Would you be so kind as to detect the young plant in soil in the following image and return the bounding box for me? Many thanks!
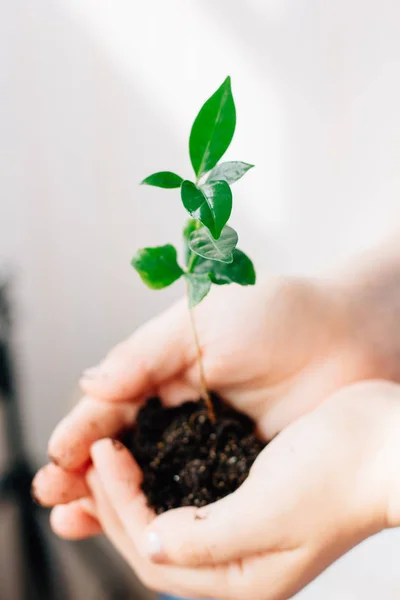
[127,77,265,514]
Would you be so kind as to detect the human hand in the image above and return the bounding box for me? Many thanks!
[33,277,378,535]
[78,381,400,599]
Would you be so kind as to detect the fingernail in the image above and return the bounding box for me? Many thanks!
[145,531,163,559]
[91,437,113,458]
[111,439,125,451]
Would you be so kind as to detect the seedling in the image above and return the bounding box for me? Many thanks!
[132,77,256,419]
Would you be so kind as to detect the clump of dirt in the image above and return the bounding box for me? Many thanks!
[123,394,266,514]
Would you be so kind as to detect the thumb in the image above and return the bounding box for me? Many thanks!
[79,300,191,402]
[142,475,268,568]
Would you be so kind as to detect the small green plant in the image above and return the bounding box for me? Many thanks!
[132,77,256,418]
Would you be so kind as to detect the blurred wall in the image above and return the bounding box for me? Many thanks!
[1,1,400,598]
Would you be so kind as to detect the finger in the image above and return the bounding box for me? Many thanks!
[88,468,172,592]
[79,301,193,402]
[32,464,89,507]
[89,467,230,599]
[157,379,200,407]
[87,469,158,569]
[90,462,362,600]
[50,499,102,540]
[90,438,153,540]
[142,473,270,568]
[87,469,129,547]
[90,438,273,569]
[48,396,138,470]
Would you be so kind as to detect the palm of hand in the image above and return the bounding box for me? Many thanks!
[174,278,367,437]
[33,276,373,538]
[84,382,398,600]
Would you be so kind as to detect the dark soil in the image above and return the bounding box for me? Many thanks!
[123,394,266,514]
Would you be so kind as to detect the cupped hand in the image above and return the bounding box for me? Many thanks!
[54,381,400,600]
[33,277,376,535]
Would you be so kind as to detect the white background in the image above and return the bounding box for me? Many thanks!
[1,1,400,597]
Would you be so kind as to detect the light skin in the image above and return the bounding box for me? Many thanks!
[32,240,400,598]
[80,380,400,600]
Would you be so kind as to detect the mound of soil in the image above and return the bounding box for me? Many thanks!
[123,394,266,514]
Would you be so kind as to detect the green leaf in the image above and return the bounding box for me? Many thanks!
[183,218,200,241]
[189,76,236,179]
[188,225,238,263]
[206,161,254,185]
[181,181,214,234]
[199,181,232,238]
[180,180,232,239]
[185,273,212,307]
[193,249,256,285]
[141,171,183,189]
[131,244,183,289]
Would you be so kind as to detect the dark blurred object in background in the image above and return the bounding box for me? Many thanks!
[0,278,155,600]
[0,277,61,600]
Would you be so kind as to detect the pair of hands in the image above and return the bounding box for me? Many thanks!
[33,278,400,599]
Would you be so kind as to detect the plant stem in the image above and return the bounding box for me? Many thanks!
[187,296,215,422]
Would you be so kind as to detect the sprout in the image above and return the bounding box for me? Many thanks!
[132,77,256,418]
